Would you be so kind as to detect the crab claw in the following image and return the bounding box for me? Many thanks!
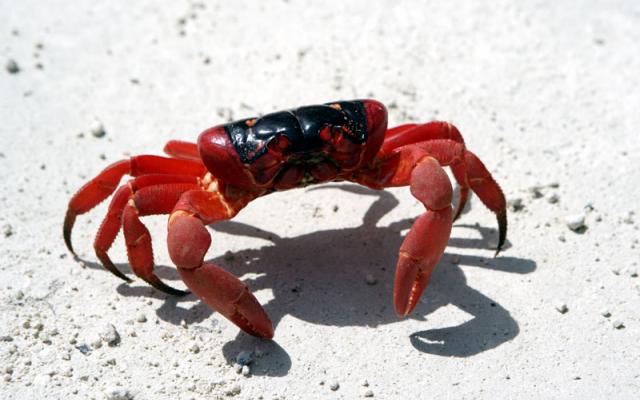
[394,207,452,316]
[394,156,453,316]
[178,264,274,339]
[168,207,273,339]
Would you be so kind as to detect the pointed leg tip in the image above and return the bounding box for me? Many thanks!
[143,276,189,296]
[494,209,508,257]
[63,211,77,255]
[96,252,132,283]
[452,209,463,222]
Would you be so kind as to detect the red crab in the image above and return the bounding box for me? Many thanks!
[64,100,507,339]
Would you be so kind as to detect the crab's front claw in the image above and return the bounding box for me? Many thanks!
[394,156,454,316]
[394,208,452,316]
[178,263,274,339]
[168,209,273,339]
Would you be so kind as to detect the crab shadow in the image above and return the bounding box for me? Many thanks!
[83,184,534,376]
[211,185,534,375]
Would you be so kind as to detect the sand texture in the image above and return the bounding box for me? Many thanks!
[1,1,639,399]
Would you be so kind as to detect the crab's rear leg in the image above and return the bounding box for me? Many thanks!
[163,140,202,162]
[119,181,203,295]
[92,174,199,283]
[167,190,274,339]
[64,155,206,254]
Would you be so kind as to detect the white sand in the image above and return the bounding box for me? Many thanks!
[1,1,639,399]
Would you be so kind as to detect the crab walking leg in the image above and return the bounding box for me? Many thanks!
[64,155,206,254]
[381,121,465,156]
[381,122,470,218]
[393,156,453,316]
[391,140,507,253]
[383,123,419,143]
[121,183,202,296]
[464,150,507,254]
[167,190,274,339]
[163,140,202,162]
[93,175,199,283]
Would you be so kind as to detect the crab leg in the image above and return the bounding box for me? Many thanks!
[92,176,199,294]
[167,190,274,339]
[387,154,453,316]
[64,155,206,254]
[410,140,506,253]
[367,137,506,315]
[380,122,470,218]
[464,150,507,254]
[121,183,201,295]
[163,140,202,162]
[92,174,200,283]
[380,122,507,251]
[380,121,465,155]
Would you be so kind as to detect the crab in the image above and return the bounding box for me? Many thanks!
[64,99,507,339]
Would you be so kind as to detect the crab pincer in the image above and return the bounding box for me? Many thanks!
[393,156,453,316]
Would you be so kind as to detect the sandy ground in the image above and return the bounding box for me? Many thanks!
[1,0,640,399]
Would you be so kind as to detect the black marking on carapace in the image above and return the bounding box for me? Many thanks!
[224,100,368,164]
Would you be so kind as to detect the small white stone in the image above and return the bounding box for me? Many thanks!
[364,389,374,397]
[241,365,250,377]
[3,223,13,237]
[329,381,340,391]
[100,323,120,346]
[234,363,242,374]
[135,314,147,323]
[225,383,241,396]
[612,320,625,329]
[565,213,586,231]
[91,121,106,138]
[600,309,611,318]
[508,197,525,212]
[189,342,200,354]
[5,59,20,74]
